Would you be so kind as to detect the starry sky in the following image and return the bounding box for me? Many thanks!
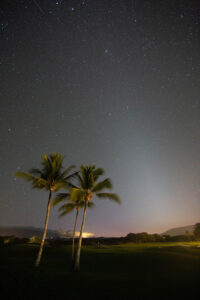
[1,0,200,236]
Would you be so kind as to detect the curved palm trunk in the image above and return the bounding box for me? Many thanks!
[35,190,52,267]
[74,202,88,271]
[72,209,79,260]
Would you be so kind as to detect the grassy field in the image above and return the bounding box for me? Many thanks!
[1,242,200,299]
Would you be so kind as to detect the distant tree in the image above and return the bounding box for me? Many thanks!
[126,233,137,242]
[53,192,94,260]
[15,153,75,267]
[136,232,149,243]
[3,236,16,244]
[29,236,41,244]
[194,223,200,240]
[0,236,3,245]
[126,232,165,243]
[71,165,121,271]
[126,232,150,243]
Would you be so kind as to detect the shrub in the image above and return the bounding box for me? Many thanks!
[29,236,42,244]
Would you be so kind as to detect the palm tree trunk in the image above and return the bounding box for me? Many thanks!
[74,202,87,271]
[35,190,52,267]
[72,209,79,260]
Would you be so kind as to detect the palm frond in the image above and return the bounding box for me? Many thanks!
[80,166,87,188]
[80,165,95,189]
[66,182,78,189]
[15,172,47,189]
[96,192,121,203]
[41,154,51,175]
[58,211,68,218]
[88,172,95,189]
[52,193,70,206]
[53,181,69,191]
[33,178,48,189]
[64,171,79,181]
[59,211,70,218]
[60,165,76,178]
[15,172,38,182]
[29,168,43,177]
[16,153,77,192]
[58,203,75,217]
[93,168,104,181]
[50,153,64,179]
[77,173,84,187]
[88,201,95,208]
[77,201,86,209]
[59,203,76,211]
[70,188,86,202]
[41,153,64,180]
[92,178,112,193]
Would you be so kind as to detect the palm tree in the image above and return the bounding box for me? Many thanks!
[53,193,94,260]
[15,153,75,267]
[71,165,121,271]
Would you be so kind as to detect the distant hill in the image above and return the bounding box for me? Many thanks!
[0,226,94,239]
[162,225,194,236]
[0,226,60,238]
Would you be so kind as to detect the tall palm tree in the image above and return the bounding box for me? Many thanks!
[15,153,75,267]
[53,193,94,260]
[71,165,121,271]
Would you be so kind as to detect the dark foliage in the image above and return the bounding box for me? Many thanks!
[194,223,200,240]
[0,231,195,246]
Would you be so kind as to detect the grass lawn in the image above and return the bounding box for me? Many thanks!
[1,242,200,299]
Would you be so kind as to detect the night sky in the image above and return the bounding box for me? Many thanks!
[1,0,200,236]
